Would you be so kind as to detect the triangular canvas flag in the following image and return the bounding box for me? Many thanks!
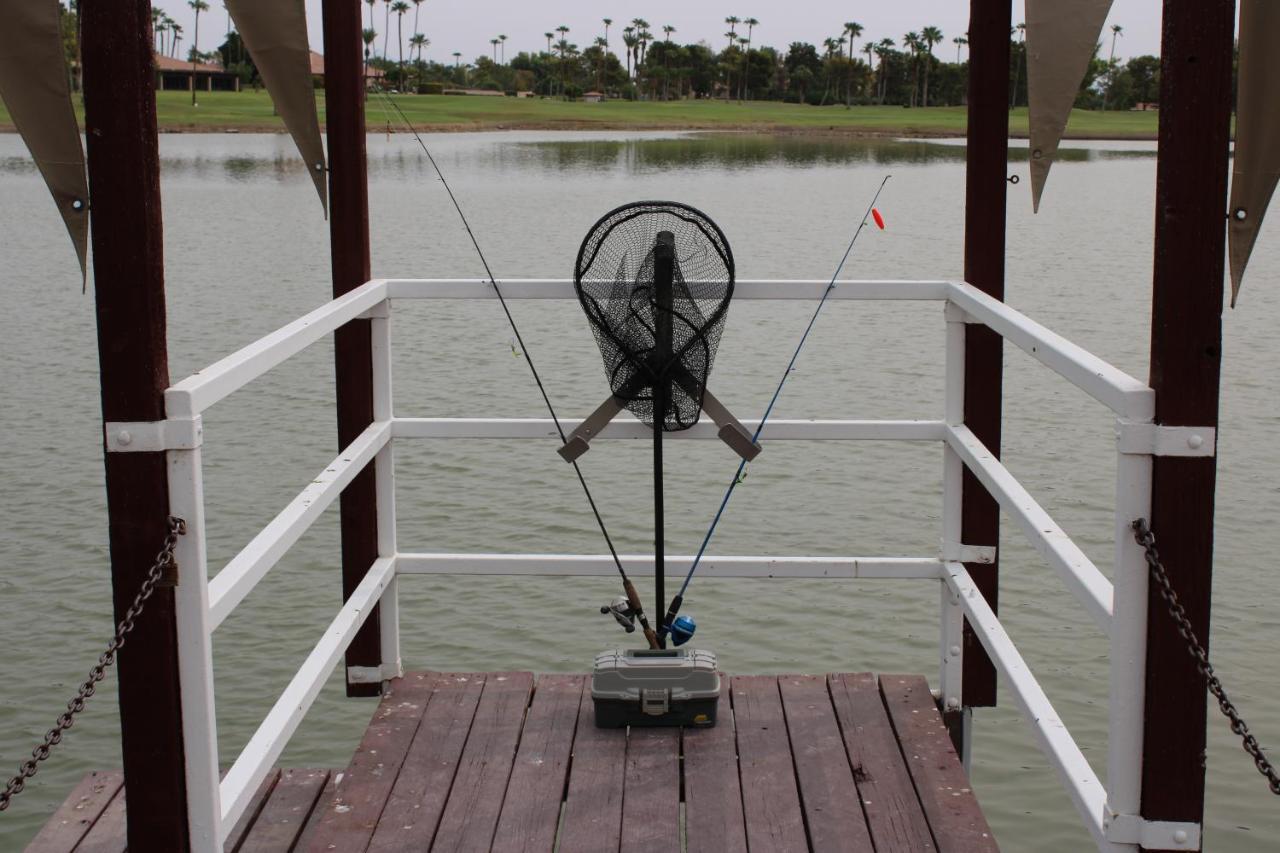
[1229,0,1280,306]
[226,0,328,213]
[0,0,90,282]
[1025,0,1114,212]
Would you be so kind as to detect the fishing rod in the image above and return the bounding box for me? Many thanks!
[377,92,660,649]
[658,174,892,642]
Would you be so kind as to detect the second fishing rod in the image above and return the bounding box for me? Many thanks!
[657,175,892,643]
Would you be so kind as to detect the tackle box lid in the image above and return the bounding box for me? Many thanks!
[591,648,720,702]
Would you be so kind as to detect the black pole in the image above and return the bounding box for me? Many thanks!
[652,231,676,641]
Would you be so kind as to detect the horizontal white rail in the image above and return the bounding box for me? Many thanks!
[218,556,396,840]
[944,283,1153,420]
[391,417,944,442]
[944,424,1113,632]
[943,562,1110,850]
[385,278,952,301]
[394,553,943,579]
[208,421,391,630]
[166,280,389,417]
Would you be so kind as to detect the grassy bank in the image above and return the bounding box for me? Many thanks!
[0,90,1163,138]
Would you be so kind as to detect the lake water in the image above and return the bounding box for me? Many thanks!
[1,130,1277,850]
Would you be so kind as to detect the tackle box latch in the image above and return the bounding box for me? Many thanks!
[641,688,670,715]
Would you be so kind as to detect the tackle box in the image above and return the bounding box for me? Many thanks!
[591,648,720,728]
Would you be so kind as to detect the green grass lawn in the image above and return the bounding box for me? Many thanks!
[0,89,1162,138]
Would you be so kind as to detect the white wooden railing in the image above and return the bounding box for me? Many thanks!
[150,278,1204,852]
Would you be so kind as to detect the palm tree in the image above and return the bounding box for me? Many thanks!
[903,32,922,106]
[545,32,554,54]
[392,1,409,83]
[188,1,208,105]
[410,33,427,87]
[875,37,894,103]
[862,42,876,98]
[622,27,637,78]
[363,28,377,85]
[452,50,461,68]
[661,25,675,100]
[490,37,500,63]
[499,34,507,64]
[152,9,165,54]
[1103,24,1124,109]
[171,25,183,59]
[725,16,740,41]
[738,35,751,101]
[953,35,968,63]
[1010,21,1026,108]
[382,0,392,61]
[411,0,424,48]
[744,17,759,48]
[843,22,862,106]
[594,36,608,90]
[365,0,376,31]
[631,20,650,67]
[920,26,942,107]
[603,18,612,50]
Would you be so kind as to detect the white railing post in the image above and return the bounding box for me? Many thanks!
[1105,432,1152,848]
[370,300,401,680]
[166,443,222,852]
[940,302,968,760]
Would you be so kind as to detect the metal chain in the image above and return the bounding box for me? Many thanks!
[0,516,186,812]
[1132,518,1280,796]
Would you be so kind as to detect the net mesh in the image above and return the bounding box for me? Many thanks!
[574,202,735,430]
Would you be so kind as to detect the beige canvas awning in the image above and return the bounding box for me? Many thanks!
[1229,0,1280,306]
[1025,0,1114,212]
[226,0,327,212]
[0,0,89,281]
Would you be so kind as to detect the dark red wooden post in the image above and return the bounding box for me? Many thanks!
[323,0,383,698]
[80,1,190,848]
[1140,1,1235,847]
[959,0,1011,710]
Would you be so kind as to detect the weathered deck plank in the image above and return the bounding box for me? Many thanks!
[557,684,627,853]
[828,673,936,852]
[682,682,747,853]
[66,783,125,853]
[880,674,998,852]
[779,675,875,852]
[732,675,808,853]
[429,671,534,852]
[619,726,680,852]
[367,673,486,852]
[36,672,995,853]
[23,770,123,853]
[298,671,437,852]
[491,674,585,853]
[236,769,329,853]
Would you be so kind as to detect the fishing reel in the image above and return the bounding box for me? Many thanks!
[600,596,637,634]
[600,598,697,646]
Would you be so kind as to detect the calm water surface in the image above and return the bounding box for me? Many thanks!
[1,131,1278,850]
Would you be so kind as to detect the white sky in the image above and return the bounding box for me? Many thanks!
[151,1,1170,66]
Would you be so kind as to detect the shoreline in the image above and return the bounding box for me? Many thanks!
[0,121,1159,141]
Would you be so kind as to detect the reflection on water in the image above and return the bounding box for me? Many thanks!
[0,133,1156,182]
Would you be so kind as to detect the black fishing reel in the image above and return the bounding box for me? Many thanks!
[601,597,697,646]
[600,596,637,633]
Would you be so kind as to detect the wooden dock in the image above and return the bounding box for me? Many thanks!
[30,672,996,852]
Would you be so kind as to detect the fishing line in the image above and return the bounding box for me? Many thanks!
[659,174,893,637]
[376,92,660,645]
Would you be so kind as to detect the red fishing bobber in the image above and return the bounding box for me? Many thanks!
[872,208,886,230]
